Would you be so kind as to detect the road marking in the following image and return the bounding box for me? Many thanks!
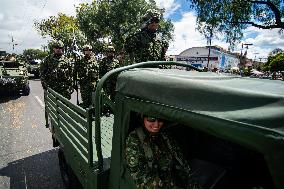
[24,170,28,189]
[35,95,45,107]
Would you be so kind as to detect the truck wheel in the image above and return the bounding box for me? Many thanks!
[34,73,40,78]
[58,148,83,189]
[22,84,30,96]
[58,148,70,188]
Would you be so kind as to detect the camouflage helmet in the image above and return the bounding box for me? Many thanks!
[141,9,160,28]
[105,45,115,52]
[50,40,64,49]
[82,44,92,51]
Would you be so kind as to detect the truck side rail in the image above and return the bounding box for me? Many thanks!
[44,88,94,168]
[94,61,201,170]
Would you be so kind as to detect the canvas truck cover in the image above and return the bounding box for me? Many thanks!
[116,68,284,188]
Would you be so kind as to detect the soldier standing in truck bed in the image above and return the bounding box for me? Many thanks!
[75,44,99,109]
[99,45,120,100]
[125,9,169,65]
[40,40,73,99]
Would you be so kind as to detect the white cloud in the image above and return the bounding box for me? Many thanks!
[157,1,284,60]
[166,12,230,56]
[0,0,92,53]
[234,26,284,59]
[155,0,181,18]
[167,17,283,60]
[0,13,4,21]
[1,0,283,60]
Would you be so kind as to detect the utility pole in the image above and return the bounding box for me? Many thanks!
[9,35,18,52]
[253,52,259,61]
[243,43,253,55]
[206,31,213,70]
[253,52,259,69]
[240,43,253,68]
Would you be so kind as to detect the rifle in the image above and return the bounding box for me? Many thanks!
[70,35,81,105]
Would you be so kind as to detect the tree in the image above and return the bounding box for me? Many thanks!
[269,53,284,71]
[34,0,174,55]
[34,13,84,51]
[269,48,284,56]
[264,48,284,71]
[76,0,174,53]
[23,49,48,61]
[189,0,284,46]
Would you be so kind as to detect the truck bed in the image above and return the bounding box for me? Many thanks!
[92,115,114,165]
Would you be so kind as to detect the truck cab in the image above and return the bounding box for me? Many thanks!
[44,61,284,189]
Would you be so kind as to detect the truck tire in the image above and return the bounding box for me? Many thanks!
[22,84,30,96]
[58,148,83,189]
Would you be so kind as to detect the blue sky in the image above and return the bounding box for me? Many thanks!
[162,0,192,21]
[0,0,283,60]
[156,0,284,60]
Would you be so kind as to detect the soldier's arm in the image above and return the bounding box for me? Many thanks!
[98,60,106,79]
[91,61,100,87]
[125,132,162,189]
[125,33,141,63]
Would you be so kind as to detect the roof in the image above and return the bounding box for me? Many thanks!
[117,68,284,132]
[115,67,284,188]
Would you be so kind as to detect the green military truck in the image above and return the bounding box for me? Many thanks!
[27,59,41,78]
[44,61,284,189]
[0,60,30,95]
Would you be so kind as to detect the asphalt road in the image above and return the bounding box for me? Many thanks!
[0,77,67,189]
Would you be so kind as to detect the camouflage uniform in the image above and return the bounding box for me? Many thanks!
[126,127,202,189]
[99,46,120,100]
[75,47,99,109]
[40,41,73,99]
[74,45,99,108]
[125,10,168,64]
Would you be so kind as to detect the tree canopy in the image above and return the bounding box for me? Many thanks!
[76,0,174,53]
[34,13,84,50]
[269,48,284,56]
[263,48,284,71]
[269,53,284,71]
[34,0,174,54]
[265,53,284,71]
[23,49,48,61]
[190,0,284,46]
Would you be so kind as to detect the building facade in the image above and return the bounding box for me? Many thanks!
[167,46,240,70]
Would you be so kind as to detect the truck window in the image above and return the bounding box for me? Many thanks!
[3,61,21,68]
[30,61,39,65]
[167,124,275,189]
[125,113,202,189]
[0,51,6,57]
